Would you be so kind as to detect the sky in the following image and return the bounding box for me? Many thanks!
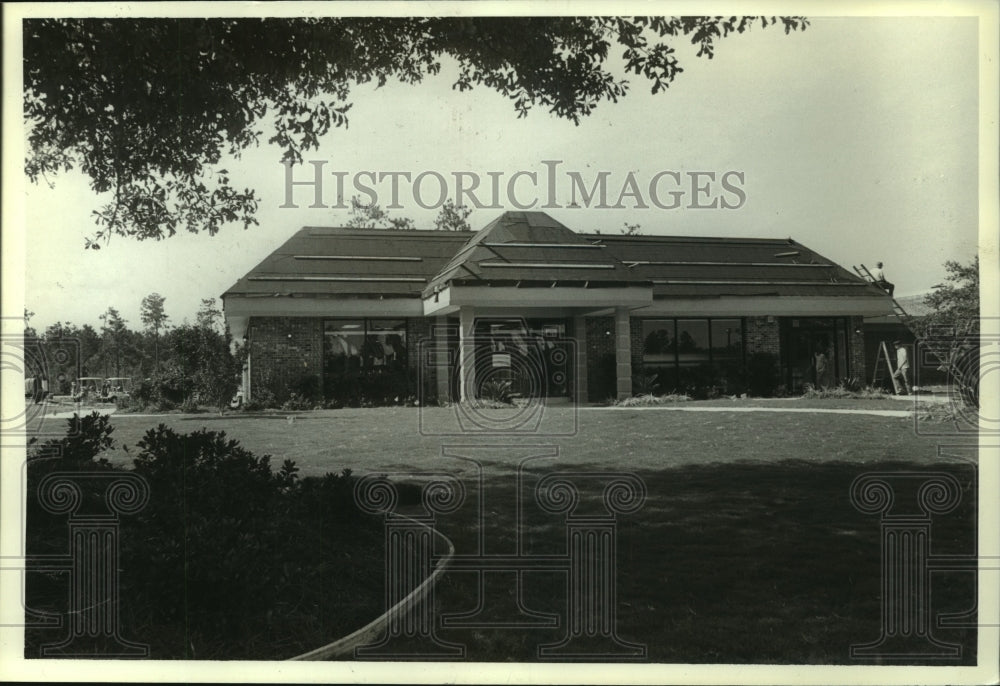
[19,15,982,332]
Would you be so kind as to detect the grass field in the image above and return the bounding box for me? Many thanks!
[38,402,963,477]
[27,403,979,662]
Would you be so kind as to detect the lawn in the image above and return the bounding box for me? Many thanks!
[72,402,962,477]
[26,404,979,663]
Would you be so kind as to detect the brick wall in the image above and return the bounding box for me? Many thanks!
[629,317,644,373]
[585,316,615,402]
[744,317,781,356]
[407,317,435,402]
[248,317,323,403]
[848,315,866,381]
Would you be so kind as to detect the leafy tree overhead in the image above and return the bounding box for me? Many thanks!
[24,17,808,246]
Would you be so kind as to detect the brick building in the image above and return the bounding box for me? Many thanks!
[222,211,893,404]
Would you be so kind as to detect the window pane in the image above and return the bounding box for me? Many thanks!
[324,320,364,379]
[676,320,710,366]
[642,320,676,363]
[365,319,407,369]
[710,319,742,360]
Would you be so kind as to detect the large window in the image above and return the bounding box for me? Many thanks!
[324,319,408,399]
[641,318,743,392]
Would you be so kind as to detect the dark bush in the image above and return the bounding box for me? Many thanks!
[479,379,514,404]
[747,352,780,397]
[289,373,320,401]
[324,367,415,407]
[26,417,384,660]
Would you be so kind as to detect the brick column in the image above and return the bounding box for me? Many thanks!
[614,307,632,400]
[849,316,867,381]
[435,316,452,403]
[459,306,476,402]
[572,316,588,406]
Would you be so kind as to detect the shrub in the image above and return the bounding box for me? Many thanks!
[747,353,780,397]
[149,363,194,405]
[131,378,156,405]
[632,373,660,395]
[479,379,514,405]
[802,382,889,400]
[127,427,296,634]
[281,392,313,411]
[26,417,383,660]
[289,374,320,401]
[241,385,278,412]
[615,393,691,407]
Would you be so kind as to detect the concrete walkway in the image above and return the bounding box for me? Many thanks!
[587,405,913,418]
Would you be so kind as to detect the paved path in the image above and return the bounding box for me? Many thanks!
[42,405,916,420]
[586,406,912,418]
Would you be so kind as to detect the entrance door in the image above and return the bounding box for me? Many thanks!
[472,318,571,400]
[780,318,851,393]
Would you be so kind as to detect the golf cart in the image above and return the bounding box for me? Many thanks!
[72,377,106,402]
[104,377,133,403]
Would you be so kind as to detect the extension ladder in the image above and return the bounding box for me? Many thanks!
[871,339,901,393]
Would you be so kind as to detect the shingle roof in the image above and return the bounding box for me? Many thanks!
[224,212,888,302]
[223,227,471,298]
[421,211,644,296]
[589,233,878,298]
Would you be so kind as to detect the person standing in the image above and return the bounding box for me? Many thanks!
[892,340,910,394]
[813,349,832,389]
[32,374,42,404]
[872,261,895,297]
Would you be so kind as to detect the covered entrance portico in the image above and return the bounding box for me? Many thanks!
[423,285,652,404]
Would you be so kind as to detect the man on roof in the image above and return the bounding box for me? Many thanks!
[872,261,895,297]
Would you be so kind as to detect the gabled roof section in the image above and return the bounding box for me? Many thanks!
[223,226,472,299]
[422,211,644,297]
[590,233,883,299]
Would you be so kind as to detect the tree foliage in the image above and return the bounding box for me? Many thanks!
[433,199,473,231]
[344,195,417,230]
[914,257,979,407]
[24,16,808,246]
[140,292,169,369]
[195,297,224,333]
[140,293,168,333]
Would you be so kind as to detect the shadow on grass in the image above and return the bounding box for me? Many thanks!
[398,459,978,664]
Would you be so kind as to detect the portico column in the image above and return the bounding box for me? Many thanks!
[572,316,588,405]
[458,306,476,402]
[434,316,452,403]
[614,307,632,400]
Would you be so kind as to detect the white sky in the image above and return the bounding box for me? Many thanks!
[22,16,981,331]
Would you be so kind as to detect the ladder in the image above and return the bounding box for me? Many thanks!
[852,263,951,373]
[872,340,901,393]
